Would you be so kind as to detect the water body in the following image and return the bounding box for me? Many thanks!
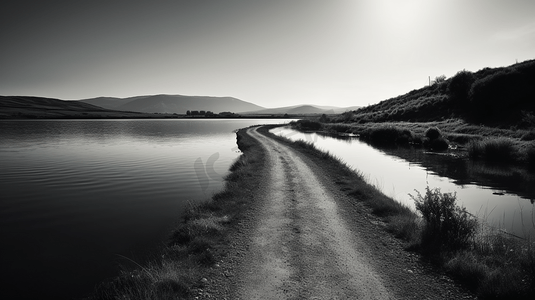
[272,127,535,239]
[0,119,290,300]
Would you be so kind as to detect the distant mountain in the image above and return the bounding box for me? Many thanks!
[2,94,362,119]
[80,94,264,114]
[0,96,148,119]
[77,97,133,109]
[242,104,360,115]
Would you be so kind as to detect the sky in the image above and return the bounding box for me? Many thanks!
[1,0,534,108]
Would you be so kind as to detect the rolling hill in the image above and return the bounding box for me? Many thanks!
[333,59,535,127]
[80,94,264,114]
[0,96,150,119]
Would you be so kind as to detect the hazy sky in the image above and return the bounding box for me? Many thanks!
[1,0,534,108]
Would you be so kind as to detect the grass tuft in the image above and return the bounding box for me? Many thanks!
[468,138,517,162]
[411,187,478,251]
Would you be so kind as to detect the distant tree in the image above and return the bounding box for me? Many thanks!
[186,110,191,116]
[199,110,206,115]
[191,110,199,116]
[219,111,235,117]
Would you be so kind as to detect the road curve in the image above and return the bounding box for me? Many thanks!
[232,127,393,299]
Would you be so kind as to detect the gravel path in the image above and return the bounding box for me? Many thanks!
[199,127,475,299]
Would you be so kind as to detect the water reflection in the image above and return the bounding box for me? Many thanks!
[272,127,535,239]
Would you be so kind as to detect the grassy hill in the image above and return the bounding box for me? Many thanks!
[334,59,535,127]
[0,96,154,119]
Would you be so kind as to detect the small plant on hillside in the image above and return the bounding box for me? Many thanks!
[411,187,478,252]
[431,75,447,85]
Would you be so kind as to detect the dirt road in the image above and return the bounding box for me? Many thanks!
[205,127,474,299]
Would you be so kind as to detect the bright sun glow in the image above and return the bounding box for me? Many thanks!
[375,0,428,31]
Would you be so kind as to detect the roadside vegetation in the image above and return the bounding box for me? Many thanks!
[87,126,267,300]
[264,126,535,299]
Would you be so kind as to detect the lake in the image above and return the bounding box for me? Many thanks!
[0,119,291,300]
[272,127,535,239]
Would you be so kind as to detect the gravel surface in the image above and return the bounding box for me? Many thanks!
[194,127,476,300]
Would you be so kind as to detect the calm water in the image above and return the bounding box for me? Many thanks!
[272,127,535,239]
[0,119,290,300]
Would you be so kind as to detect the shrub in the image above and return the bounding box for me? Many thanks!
[425,126,442,140]
[431,75,447,85]
[448,70,475,103]
[429,137,449,151]
[411,187,477,252]
[424,127,448,151]
[397,129,414,144]
[366,126,415,145]
[319,114,330,123]
[368,126,400,145]
[296,119,322,130]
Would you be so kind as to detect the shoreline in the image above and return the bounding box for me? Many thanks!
[87,124,534,299]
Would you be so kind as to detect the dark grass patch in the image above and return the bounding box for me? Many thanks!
[468,138,518,162]
[527,147,535,170]
[521,131,535,141]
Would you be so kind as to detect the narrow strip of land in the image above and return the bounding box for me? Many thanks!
[232,127,393,299]
[198,126,473,300]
